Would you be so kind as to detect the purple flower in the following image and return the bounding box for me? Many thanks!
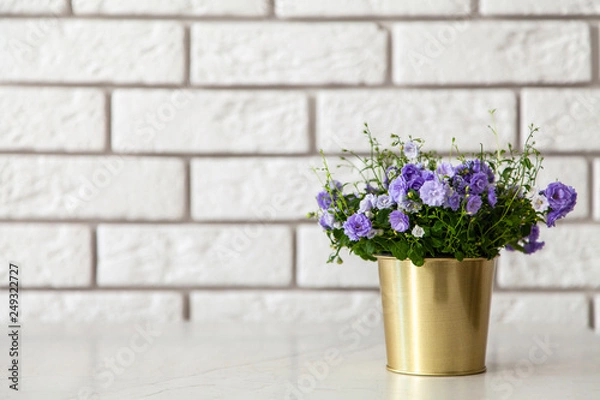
[470,159,494,183]
[343,214,372,241]
[403,142,419,159]
[408,176,425,190]
[465,195,482,215]
[316,191,333,210]
[388,177,408,203]
[421,170,435,182]
[543,182,577,227]
[319,213,336,230]
[376,194,395,209]
[487,186,497,207]
[468,172,488,195]
[445,191,462,211]
[419,179,448,207]
[329,180,343,192]
[358,193,377,213]
[528,224,540,242]
[452,175,469,195]
[523,225,545,254]
[389,210,410,232]
[401,163,421,183]
[437,162,456,178]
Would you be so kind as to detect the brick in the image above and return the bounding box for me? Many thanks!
[190,291,380,322]
[0,156,184,220]
[191,157,321,220]
[73,0,269,15]
[297,225,379,288]
[112,90,309,154]
[0,87,105,152]
[393,22,591,84]
[481,0,600,15]
[97,225,292,286]
[275,0,470,16]
[535,157,588,219]
[0,20,184,83]
[492,293,588,326]
[522,89,600,152]
[191,23,387,85]
[0,224,91,287]
[317,90,516,153]
[498,225,600,288]
[18,291,183,322]
[0,0,66,14]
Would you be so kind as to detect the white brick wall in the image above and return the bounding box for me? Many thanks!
[0,224,91,287]
[0,87,105,151]
[0,2,597,326]
[72,0,269,16]
[393,22,591,84]
[498,225,600,288]
[0,20,184,83]
[112,90,309,154]
[480,0,600,16]
[97,224,292,286]
[275,0,471,17]
[0,0,67,14]
[316,90,516,153]
[19,292,183,323]
[522,89,600,152]
[190,23,387,85]
[0,156,185,219]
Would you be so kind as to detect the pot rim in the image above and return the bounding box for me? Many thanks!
[375,255,495,262]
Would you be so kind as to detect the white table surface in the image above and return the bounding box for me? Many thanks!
[2,322,600,399]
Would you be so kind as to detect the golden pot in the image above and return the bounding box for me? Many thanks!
[377,256,496,376]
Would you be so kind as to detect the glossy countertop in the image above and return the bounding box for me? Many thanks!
[2,322,599,399]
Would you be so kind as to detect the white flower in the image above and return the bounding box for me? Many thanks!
[532,193,549,212]
[403,142,419,159]
[411,225,425,238]
[358,194,376,213]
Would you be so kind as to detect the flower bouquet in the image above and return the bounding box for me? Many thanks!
[310,117,577,267]
[309,113,578,375]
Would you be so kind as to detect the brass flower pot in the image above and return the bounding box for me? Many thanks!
[377,256,496,376]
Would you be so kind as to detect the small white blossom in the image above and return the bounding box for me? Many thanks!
[411,225,425,238]
[532,193,549,212]
[403,142,419,159]
[358,193,376,213]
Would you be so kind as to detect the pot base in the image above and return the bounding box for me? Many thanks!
[386,365,487,376]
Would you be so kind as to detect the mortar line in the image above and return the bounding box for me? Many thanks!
[470,0,479,15]
[104,91,112,152]
[182,291,191,321]
[307,94,318,154]
[183,24,191,86]
[183,158,192,221]
[90,224,98,288]
[0,14,599,21]
[1,82,598,90]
